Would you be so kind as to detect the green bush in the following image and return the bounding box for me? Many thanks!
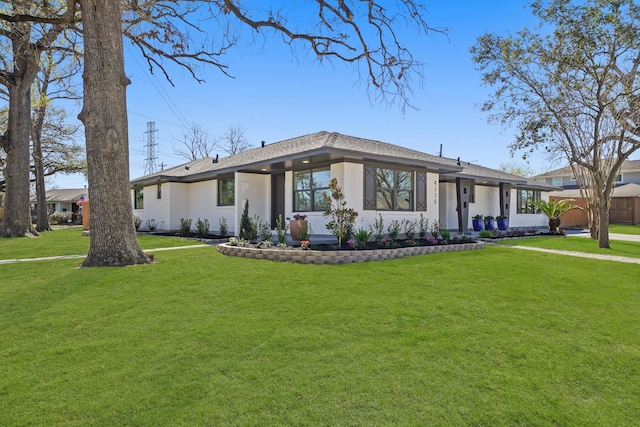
[195,218,210,237]
[218,217,228,237]
[180,218,192,236]
[49,211,73,225]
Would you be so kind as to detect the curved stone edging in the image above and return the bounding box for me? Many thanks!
[217,241,485,264]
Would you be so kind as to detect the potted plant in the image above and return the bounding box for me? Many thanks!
[472,214,484,231]
[290,213,308,241]
[497,215,509,230]
[484,215,496,231]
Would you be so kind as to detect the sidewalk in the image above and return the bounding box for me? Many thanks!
[505,244,640,264]
[0,244,210,265]
[503,230,640,264]
[566,229,640,243]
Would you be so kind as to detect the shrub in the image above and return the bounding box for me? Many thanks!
[402,219,417,240]
[133,216,142,230]
[195,218,210,237]
[180,218,192,236]
[429,220,444,238]
[258,220,273,242]
[49,211,73,225]
[146,219,157,232]
[440,229,451,241]
[479,230,493,238]
[370,213,385,244]
[418,213,429,240]
[218,217,228,237]
[354,228,372,248]
[239,200,252,240]
[275,214,288,245]
[387,220,401,243]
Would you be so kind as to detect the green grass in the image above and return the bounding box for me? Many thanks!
[610,224,640,235]
[0,227,202,260]
[502,235,640,259]
[1,236,640,425]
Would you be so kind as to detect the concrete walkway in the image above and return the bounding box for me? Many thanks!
[0,244,210,265]
[500,230,640,264]
[505,245,640,264]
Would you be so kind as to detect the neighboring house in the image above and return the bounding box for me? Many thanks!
[30,188,87,218]
[130,131,556,235]
[534,160,640,225]
[534,159,640,189]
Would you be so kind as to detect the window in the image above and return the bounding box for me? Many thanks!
[364,167,414,210]
[134,187,144,210]
[552,177,562,186]
[615,174,623,183]
[218,177,235,206]
[517,190,541,214]
[157,183,162,200]
[293,168,330,211]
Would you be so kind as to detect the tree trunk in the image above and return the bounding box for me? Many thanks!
[595,185,611,249]
[32,131,51,232]
[2,82,38,237]
[78,0,151,266]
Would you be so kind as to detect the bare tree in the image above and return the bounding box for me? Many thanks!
[216,125,252,156]
[174,123,215,161]
[471,0,640,248]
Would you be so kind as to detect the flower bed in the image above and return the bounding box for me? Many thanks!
[218,241,485,264]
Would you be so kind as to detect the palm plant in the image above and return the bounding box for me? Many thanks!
[531,198,579,233]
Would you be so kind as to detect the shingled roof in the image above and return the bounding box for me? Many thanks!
[130,131,558,190]
[30,188,88,203]
[535,159,640,178]
[131,131,464,185]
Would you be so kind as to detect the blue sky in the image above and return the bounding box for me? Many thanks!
[55,1,573,189]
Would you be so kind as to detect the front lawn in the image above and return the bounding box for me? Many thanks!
[1,239,639,425]
[0,227,203,260]
[609,224,640,235]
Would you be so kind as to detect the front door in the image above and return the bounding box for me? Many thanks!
[271,173,285,229]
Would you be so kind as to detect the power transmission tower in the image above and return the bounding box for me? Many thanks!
[144,121,159,175]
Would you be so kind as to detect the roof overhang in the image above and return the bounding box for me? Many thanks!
[131,147,462,187]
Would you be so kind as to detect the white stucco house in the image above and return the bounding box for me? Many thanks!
[130,131,556,236]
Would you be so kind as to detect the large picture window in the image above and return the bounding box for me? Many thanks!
[134,187,144,210]
[517,190,541,214]
[293,168,331,211]
[218,177,235,206]
[367,167,414,211]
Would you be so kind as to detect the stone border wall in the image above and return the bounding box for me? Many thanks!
[217,241,485,264]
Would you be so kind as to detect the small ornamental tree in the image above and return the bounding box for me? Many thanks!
[323,178,358,247]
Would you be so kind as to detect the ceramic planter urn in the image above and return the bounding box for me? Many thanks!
[290,220,308,241]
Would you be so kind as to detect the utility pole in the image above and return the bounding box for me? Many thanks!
[144,121,159,175]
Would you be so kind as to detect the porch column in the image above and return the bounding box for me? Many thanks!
[499,183,511,217]
[455,178,472,232]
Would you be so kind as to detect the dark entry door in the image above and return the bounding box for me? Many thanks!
[271,173,285,229]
